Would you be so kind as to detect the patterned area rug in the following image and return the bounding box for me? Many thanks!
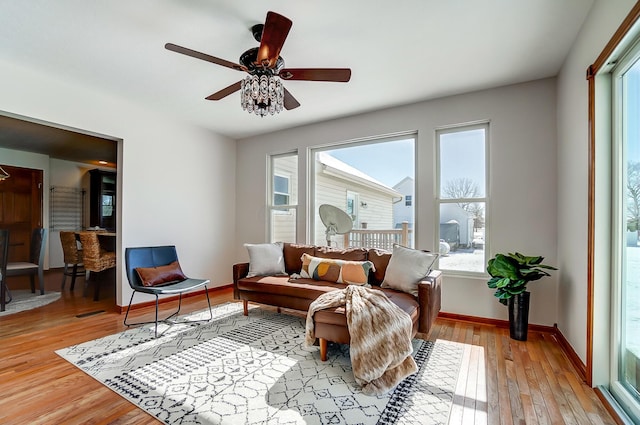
[57,303,466,424]
[0,290,60,316]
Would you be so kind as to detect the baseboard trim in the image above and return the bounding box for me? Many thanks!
[117,284,233,314]
[438,312,587,382]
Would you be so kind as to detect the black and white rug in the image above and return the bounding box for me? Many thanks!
[57,303,468,424]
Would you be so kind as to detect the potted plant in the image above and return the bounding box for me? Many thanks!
[486,252,557,341]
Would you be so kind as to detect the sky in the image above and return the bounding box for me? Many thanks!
[326,138,415,188]
[325,129,486,194]
[439,128,486,197]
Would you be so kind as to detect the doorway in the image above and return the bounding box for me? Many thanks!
[0,164,43,263]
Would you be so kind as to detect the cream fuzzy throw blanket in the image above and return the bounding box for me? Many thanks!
[304,285,418,395]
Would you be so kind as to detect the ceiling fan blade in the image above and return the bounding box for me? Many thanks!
[279,68,351,82]
[165,43,247,72]
[256,11,292,69]
[283,88,300,110]
[205,81,242,101]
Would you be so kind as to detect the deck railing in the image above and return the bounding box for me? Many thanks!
[343,222,411,251]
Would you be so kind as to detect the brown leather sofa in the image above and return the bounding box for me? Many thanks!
[232,243,442,361]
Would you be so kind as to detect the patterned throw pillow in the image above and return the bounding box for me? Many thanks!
[299,253,375,285]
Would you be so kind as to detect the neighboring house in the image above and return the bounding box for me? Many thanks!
[313,152,401,247]
[270,154,298,244]
[392,176,414,228]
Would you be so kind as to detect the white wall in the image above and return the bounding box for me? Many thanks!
[557,0,636,373]
[48,158,111,268]
[0,58,237,307]
[236,78,559,325]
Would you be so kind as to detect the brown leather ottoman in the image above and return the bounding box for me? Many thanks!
[312,287,420,361]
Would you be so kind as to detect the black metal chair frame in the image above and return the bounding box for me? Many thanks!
[124,245,213,337]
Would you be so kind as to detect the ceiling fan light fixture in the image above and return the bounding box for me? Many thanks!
[0,165,9,181]
[240,74,284,117]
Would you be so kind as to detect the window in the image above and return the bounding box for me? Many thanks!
[405,195,412,206]
[273,174,290,206]
[311,134,415,249]
[346,190,359,226]
[436,123,488,274]
[268,152,298,243]
[609,37,640,421]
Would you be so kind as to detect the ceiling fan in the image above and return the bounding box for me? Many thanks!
[165,11,352,116]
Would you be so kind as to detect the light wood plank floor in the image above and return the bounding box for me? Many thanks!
[0,269,616,424]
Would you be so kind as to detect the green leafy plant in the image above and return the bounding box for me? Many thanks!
[487,252,557,305]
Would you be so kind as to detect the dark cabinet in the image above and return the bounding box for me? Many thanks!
[89,169,116,231]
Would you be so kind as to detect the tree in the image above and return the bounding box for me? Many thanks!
[443,177,484,230]
[627,161,640,237]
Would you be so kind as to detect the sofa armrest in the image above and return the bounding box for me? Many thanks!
[232,262,250,300]
[417,269,442,335]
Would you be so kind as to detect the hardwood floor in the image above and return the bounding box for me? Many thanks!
[0,269,617,424]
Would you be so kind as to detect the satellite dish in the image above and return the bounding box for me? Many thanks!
[319,204,353,246]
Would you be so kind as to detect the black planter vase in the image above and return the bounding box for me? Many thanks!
[508,291,530,341]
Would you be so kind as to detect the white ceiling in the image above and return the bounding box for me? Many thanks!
[0,0,594,141]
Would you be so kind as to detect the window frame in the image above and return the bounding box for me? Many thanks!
[308,132,417,248]
[435,121,490,277]
[607,36,640,421]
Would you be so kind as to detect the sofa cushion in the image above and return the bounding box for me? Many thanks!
[244,242,286,277]
[283,242,315,275]
[367,248,392,286]
[314,246,368,261]
[135,260,187,287]
[300,253,374,285]
[313,287,419,327]
[381,244,439,296]
[236,275,348,300]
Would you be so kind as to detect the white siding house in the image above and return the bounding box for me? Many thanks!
[270,154,298,243]
[393,176,414,227]
[313,152,402,247]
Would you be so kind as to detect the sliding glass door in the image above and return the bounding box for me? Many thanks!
[611,41,640,421]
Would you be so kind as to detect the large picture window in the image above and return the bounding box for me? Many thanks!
[268,152,298,243]
[310,134,416,250]
[436,123,488,274]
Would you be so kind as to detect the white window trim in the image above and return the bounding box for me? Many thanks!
[435,121,490,277]
[308,131,417,246]
[609,38,640,421]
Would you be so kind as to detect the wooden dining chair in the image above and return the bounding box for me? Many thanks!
[6,228,47,295]
[59,231,85,291]
[79,231,116,301]
[0,229,9,312]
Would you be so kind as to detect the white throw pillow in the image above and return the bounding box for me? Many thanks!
[244,242,286,277]
[381,244,439,296]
